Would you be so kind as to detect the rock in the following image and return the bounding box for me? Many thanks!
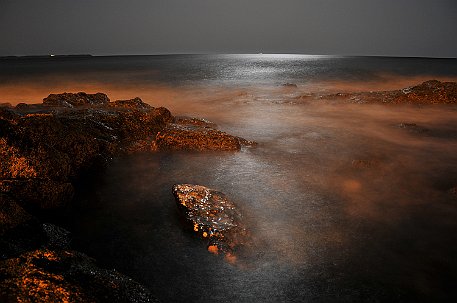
[0,194,34,236]
[174,116,217,128]
[0,248,158,303]
[43,92,110,107]
[0,194,46,259]
[172,184,249,259]
[153,124,243,151]
[108,97,152,109]
[282,83,297,88]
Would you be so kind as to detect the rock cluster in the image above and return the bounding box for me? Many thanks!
[1,92,255,302]
[297,80,457,104]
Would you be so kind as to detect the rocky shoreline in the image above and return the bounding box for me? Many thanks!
[0,93,254,302]
[1,80,456,302]
[296,80,457,104]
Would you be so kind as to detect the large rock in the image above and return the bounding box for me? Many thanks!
[153,117,255,151]
[172,184,249,261]
[0,96,174,209]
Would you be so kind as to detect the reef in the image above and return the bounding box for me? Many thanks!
[297,80,457,104]
[0,92,255,302]
[172,184,250,263]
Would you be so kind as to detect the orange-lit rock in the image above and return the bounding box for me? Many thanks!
[153,116,255,151]
[0,248,158,303]
[172,184,250,259]
[297,80,457,104]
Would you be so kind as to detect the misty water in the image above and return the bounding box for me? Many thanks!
[2,55,457,301]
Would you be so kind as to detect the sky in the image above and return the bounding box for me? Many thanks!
[0,0,456,57]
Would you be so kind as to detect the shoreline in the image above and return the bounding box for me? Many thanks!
[1,80,456,302]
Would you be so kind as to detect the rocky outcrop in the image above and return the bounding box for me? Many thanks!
[1,93,254,209]
[1,92,255,301]
[153,117,256,151]
[172,184,250,262]
[297,80,457,104]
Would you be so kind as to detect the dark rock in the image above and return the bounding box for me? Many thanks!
[172,184,249,261]
[109,97,152,109]
[0,194,46,259]
[42,223,71,250]
[153,124,243,151]
[0,248,158,303]
[282,83,298,88]
[0,102,12,108]
[43,92,110,107]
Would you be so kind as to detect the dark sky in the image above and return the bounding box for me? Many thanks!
[1,0,456,57]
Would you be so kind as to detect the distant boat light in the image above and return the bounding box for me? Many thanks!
[50,54,55,57]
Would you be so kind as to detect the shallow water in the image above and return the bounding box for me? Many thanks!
[2,55,457,301]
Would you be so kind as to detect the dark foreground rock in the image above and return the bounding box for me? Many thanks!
[0,248,157,303]
[297,80,457,104]
[172,184,250,263]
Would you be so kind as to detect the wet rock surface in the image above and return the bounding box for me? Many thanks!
[297,80,457,104]
[1,92,255,302]
[153,116,256,151]
[172,184,250,262]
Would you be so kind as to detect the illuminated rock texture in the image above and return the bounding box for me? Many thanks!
[153,116,256,151]
[172,184,250,260]
[0,249,157,303]
[298,80,457,104]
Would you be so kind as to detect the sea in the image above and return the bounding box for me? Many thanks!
[1,54,457,302]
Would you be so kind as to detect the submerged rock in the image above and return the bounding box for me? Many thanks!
[172,184,249,260]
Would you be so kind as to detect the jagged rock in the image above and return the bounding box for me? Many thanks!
[43,92,110,107]
[0,248,158,303]
[153,124,243,151]
[0,97,174,209]
[172,184,249,260]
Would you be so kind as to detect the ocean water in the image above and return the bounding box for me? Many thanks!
[1,55,457,302]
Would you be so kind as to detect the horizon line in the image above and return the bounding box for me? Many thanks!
[1,53,456,60]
